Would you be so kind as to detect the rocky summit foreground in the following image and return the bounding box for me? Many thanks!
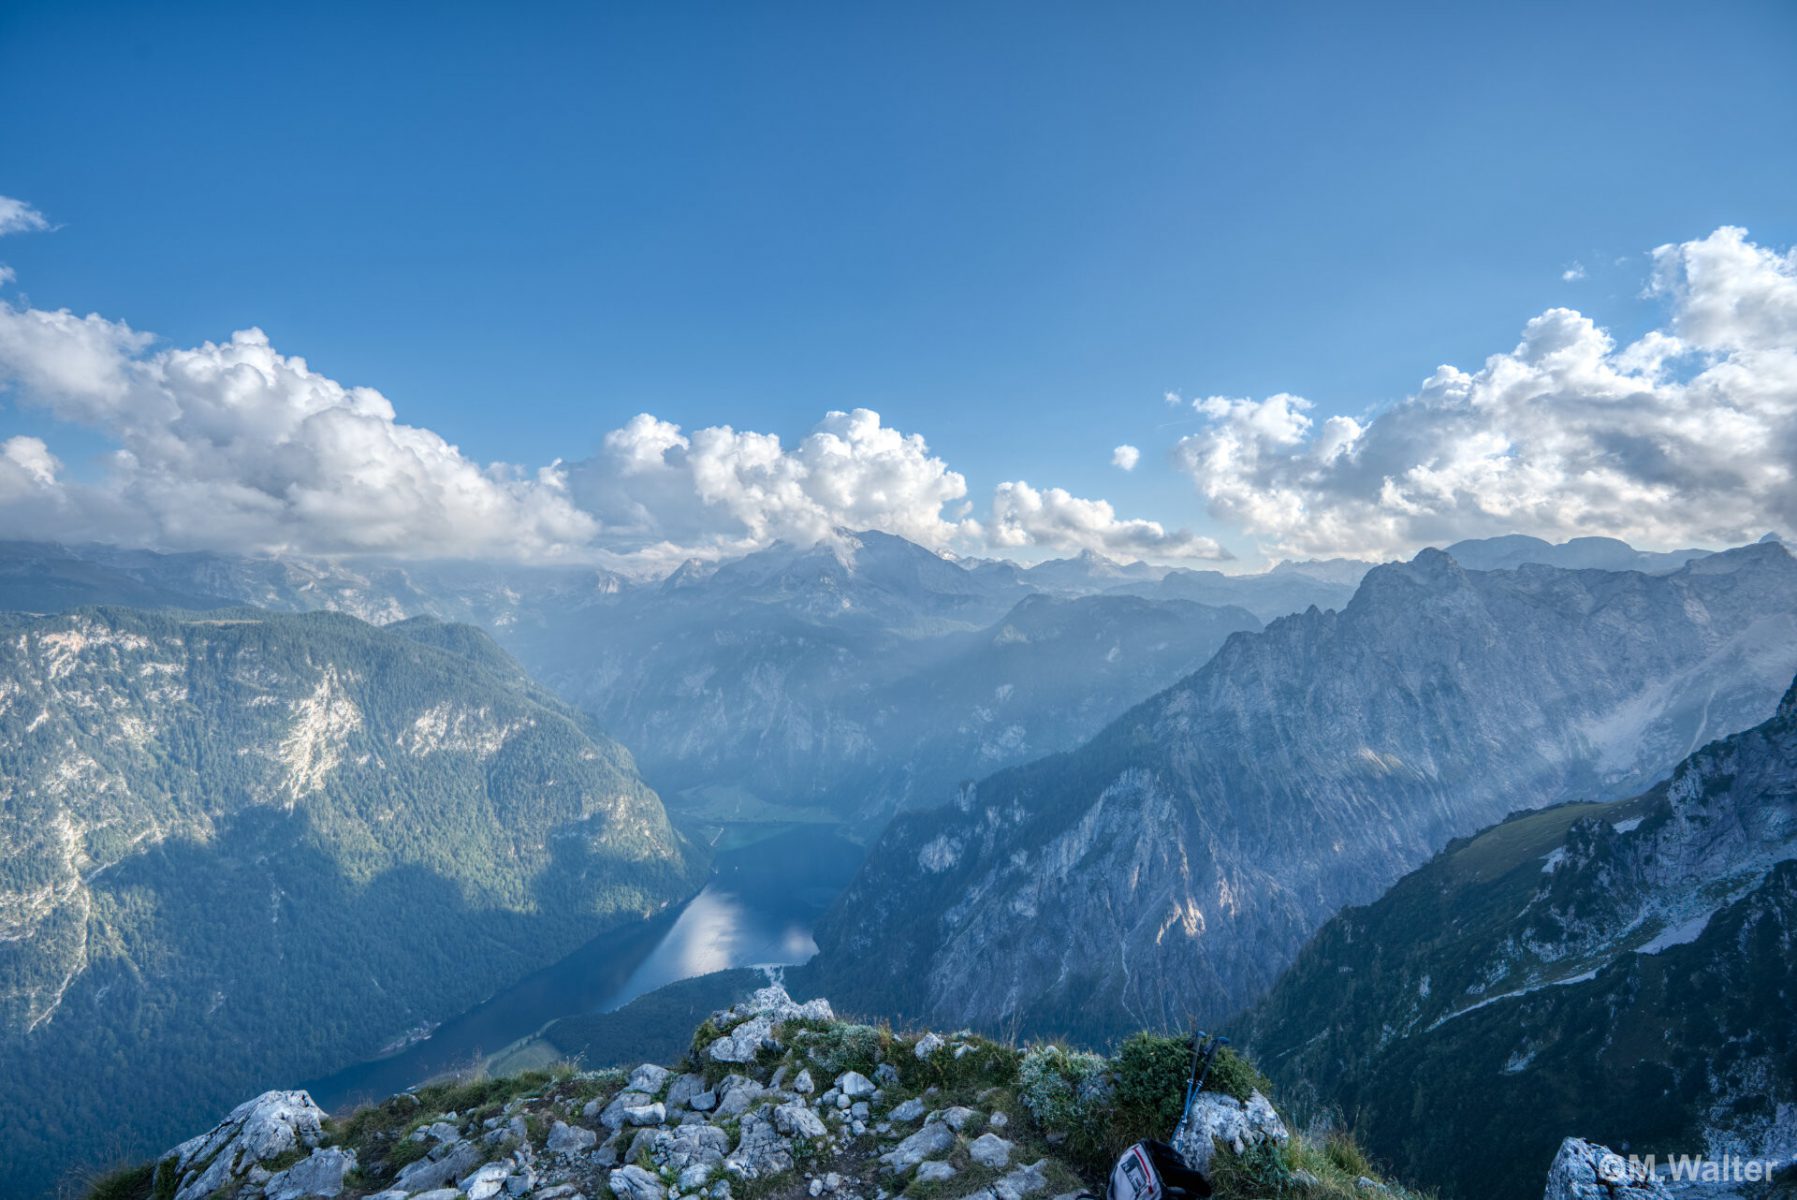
[85,985,1645,1200]
[80,987,1299,1200]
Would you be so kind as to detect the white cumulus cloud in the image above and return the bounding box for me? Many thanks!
[988,480,1226,561]
[569,408,977,567]
[1173,226,1797,561]
[0,308,599,559]
[1111,444,1140,471]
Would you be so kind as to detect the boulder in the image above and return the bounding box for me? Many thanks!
[914,1033,946,1059]
[264,1148,357,1200]
[939,1106,979,1131]
[774,1102,830,1140]
[630,1064,674,1095]
[668,1073,708,1109]
[890,1098,927,1123]
[624,1101,667,1127]
[548,1120,599,1155]
[727,1112,795,1180]
[916,1161,958,1184]
[880,1122,956,1174]
[970,1133,1013,1169]
[704,986,834,1063]
[993,1160,1051,1200]
[461,1161,512,1200]
[715,1079,766,1119]
[793,1069,817,1095]
[836,1071,876,1099]
[395,1141,484,1194]
[597,1091,655,1131]
[1542,1138,1671,1200]
[610,1164,667,1200]
[647,1123,731,1173]
[1171,1091,1288,1178]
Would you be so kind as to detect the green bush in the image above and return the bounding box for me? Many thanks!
[1111,1033,1194,1139]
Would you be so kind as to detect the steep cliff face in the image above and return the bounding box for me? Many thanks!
[0,607,700,1199]
[807,544,1797,1042]
[1244,678,1797,1200]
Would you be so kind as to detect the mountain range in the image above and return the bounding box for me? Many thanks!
[803,541,1797,1042]
[3,529,1791,1197]
[0,532,1743,833]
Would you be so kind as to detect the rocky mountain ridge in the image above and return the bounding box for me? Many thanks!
[805,542,1797,1041]
[0,533,1741,832]
[1243,676,1797,1200]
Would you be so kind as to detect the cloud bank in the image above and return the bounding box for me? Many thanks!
[1175,226,1797,561]
[2,198,1789,572]
[0,195,1216,568]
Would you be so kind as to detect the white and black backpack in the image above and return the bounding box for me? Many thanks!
[1107,1138,1211,1200]
[1100,1031,1229,1200]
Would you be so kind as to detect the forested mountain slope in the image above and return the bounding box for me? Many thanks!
[0,607,701,1198]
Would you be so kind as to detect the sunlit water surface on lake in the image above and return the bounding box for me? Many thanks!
[307,824,861,1109]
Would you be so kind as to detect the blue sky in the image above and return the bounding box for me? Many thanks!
[1,0,1794,568]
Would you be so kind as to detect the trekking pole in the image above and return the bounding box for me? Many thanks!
[1177,1029,1211,1137]
[1193,1036,1229,1096]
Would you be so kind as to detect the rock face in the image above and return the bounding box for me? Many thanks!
[1542,1138,1671,1200]
[811,544,1797,1040]
[1247,677,1797,1200]
[0,608,700,1200]
[161,1091,329,1200]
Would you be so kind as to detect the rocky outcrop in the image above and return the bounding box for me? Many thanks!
[1171,1091,1289,1177]
[1542,1138,1671,1200]
[160,1091,330,1200]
